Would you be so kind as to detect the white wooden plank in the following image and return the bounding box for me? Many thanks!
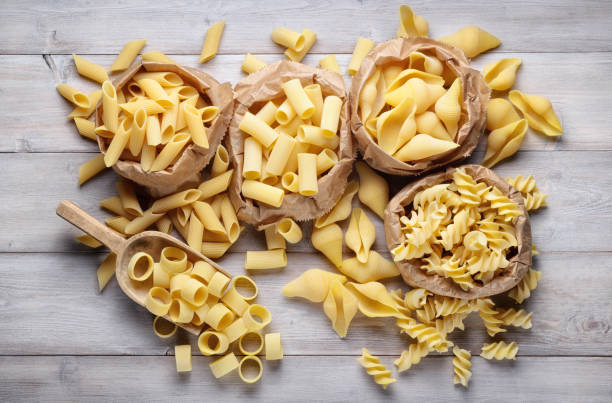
[1,52,610,152]
[0,151,609,253]
[1,356,610,402]
[0,251,610,356]
[1,0,611,54]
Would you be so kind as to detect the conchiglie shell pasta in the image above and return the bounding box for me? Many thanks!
[394,134,459,162]
[435,78,462,138]
[339,251,400,283]
[438,26,501,58]
[355,162,388,219]
[483,58,521,91]
[282,268,347,303]
[311,223,343,268]
[344,208,376,263]
[415,112,452,141]
[376,96,417,155]
[323,279,359,338]
[482,119,528,168]
[408,52,443,76]
[486,98,521,131]
[345,281,399,318]
[509,90,562,136]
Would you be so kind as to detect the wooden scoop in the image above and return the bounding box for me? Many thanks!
[56,200,231,335]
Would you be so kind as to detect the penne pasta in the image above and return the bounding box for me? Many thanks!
[183,104,209,148]
[239,112,278,148]
[101,80,119,133]
[78,153,107,185]
[151,189,201,213]
[56,84,90,108]
[199,21,226,63]
[241,53,267,74]
[186,213,204,254]
[319,54,341,73]
[245,249,287,270]
[73,54,109,84]
[266,133,296,176]
[271,27,305,52]
[73,117,96,141]
[97,253,116,291]
[277,218,303,243]
[103,118,131,167]
[242,180,285,208]
[155,215,173,234]
[303,84,324,126]
[193,201,227,235]
[140,144,156,172]
[281,78,315,119]
[284,29,317,62]
[348,37,375,75]
[116,180,143,217]
[105,216,130,234]
[176,95,198,131]
[99,196,129,217]
[124,208,165,235]
[320,95,343,137]
[76,234,103,248]
[110,39,146,72]
[150,132,190,172]
[137,78,175,109]
[141,51,177,64]
[211,145,230,177]
[144,115,161,146]
[297,153,318,196]
[68,90,102,119]
[220,195,240,243]
[128,107,147,155]
[198,170,234,200]
[133,72,183,87]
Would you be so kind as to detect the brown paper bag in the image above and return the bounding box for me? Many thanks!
[96,61,234,198]
[350,38,490,176]
[384,164,531,299]
[226,61,355,228]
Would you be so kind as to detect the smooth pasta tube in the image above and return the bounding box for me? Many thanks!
[208,271,231,298]
[264,333,283,360]
[152,263,171,288]
[243,137,263,180]
[242,304,272,331]
[101,80,119,134]
[298,153,318,196]
[255,101,278,126]
[110,39,146,72]
[104,119,131,167]
[348,37,375,75]
[242,53,267,74]
[239,331,264,355]
[150,133,190,172]
[232,275,258,301]
[238,356,263,384]
[284,28,316,62]
[56,84,90,108]
[242,180,285,208]
[210,353,240,378]
[174,345,192,372]
[319,55,340,73]
[239,112,279,148]
[245,249,287,270]
[73,54,108,84]
[169,298,195,323]
[303,84,324,126]
[281,172,299,193]
[316,148,338,175]
[224,318,248,343]
[199,21,225,63]
[221,288,249,316]
[297,125,339,149]
[277,218,303,244]
[146,287,172,316]
[320,96,342,137]
[169,274,190,298]
[180,277,209,306]
[198,169,233,200]
[190,261,216,284]
[183,104,209,148]
[275,99,296,125]
[128,252,154,282]
[271,27,305,51]
[160,246,188,273]
[205,303,235,330]
[198,330,229,355]
[78,154,106,185]
[264,226,286,250]
[281,78,315,119]
[153,316,177,338]
[266,133,296,175]
[211,145,230,176]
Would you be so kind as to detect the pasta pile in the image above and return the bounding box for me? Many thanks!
[238,78,344,208]
[390,168,524,290]
[357,50,463,163]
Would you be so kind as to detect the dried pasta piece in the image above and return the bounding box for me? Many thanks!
[394,134,459,162]
[174,345,192,372]
[355,162,388,219]
[525,192,548,211]
[509,90,562,136]
[128,252,154,282]
[486,98,521,131]
[404,288,432,310]
[141,51,176,64]
[238,356,263,384]
[271,27,305,52]
[245,249,287,270]
[285,29,317,62]
[204,303,234,330]
[340,251,399,283]
[435,312,468,337]
[265,333,283,360]
[348,37,375,76]
[56,84,90,108]
[110,40,146,72]
[434,78,462,138]
[377,96,417,154]
[344,208,376,263]
[485,187,523,222]
[78,154,107,185]
[264,226,286,250]
[75,234,103,248]
[345,281,399,318]
[497,308,533,329]
[508,268,542,303]
[483,119,528,168]
[483,58,521,91]
[238,331,264,355]
[311,223,343,268]
[400,321,452,352]
[210,353,240,378]
[505,175,537,195]
[97,253,116,291]
[415,112,452,141]
[452,347,472,387]
[394,342,430,372]
[242,53,267,74]
[409,52,442,75]
[438,26,500,58]
[198,331,230,355]
[73,54,108,84]
[385,76,445,110]
[357,348,396,389]
[323,279,359,338]
[153,316,177,338]
[453,168,490,206]
[283,269,347,303]
[242,304,272,331]
[199,21,225,63]
[480,341,518,360]
[476,298,506,337]
[396,5,428,38]
[315,181,359,228]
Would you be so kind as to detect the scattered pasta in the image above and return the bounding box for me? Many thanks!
[357,348,396,389]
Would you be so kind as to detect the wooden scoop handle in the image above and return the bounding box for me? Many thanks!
[56,200,125,254]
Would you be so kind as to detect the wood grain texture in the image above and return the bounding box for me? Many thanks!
[1,0,611,54]
[2,51,611,152]
[0,251,610,356]
[1,356,611,402]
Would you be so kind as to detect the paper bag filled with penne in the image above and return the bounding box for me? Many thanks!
[350,38,490,176]
[226,61,354,227]
[384,164,532,299]
[95,61,234,198]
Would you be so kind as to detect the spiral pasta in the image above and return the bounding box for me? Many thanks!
[497,308,533,329]
[394,342,430,372]
[480,341,519,360]
[508,268,542,303]
[357,348,397,389]
[452,347,472,387]
[401,321,452,352]
[476,298,506,337]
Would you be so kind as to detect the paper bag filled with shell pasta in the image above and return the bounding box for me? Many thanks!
[350,38,490,176]
[226,60,354,228]
[96,61,234,198]
[384,164,532,299]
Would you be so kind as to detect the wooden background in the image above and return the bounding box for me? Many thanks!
[1,0,611,401]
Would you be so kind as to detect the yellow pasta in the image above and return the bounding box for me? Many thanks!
[137,78,175,109]
[242,136,263,180]
[204,303,234,330]
[110,39,146,72]
[438,26,500,58]
[140,145,156,172]
[435,78,462,138]
[231,275,258,302]
[409,52,443,76]
[345,281,398,318]
[340,251,400,283]
[219,196,240,243]
[323,279,359,338]
[207,271,230,298]
[315,148,338,175]
[73,54,108,84]
[267,133,297,175]
[276,99,297,126]
[314,180,359,228]
[198,169,234,200]
[68,90,102,119]
[271,27,305,52]
[199,21,225,63]
[223,317,248,343]
[319,54,340,73]
[126,108,146,155]
[486,98,521,131]
[160,246,188,274]
[320,95,342,138]
[255,101,278,126]
[242,304,272,331]
[124,208,164,235]
[483,58,522,91]
[153,316,177,338]
[190,260,216,284]
[116,181,143,217]
[182,104,209,148]
[415,111,452,141]
[198,330,230,356]
[151,189,201,214]
[277,218,303,244]
[99,196,129,217]
[97,253,116,291]
[282,268,347,303]
[297,125,339,149]
[238,356,263,384]
[245,249,287,270]
[159,94,179,143]
[377,96,417,155]
[394,133,459,162]
[128,252,154,282]
[509,90,563,136]
[56,84,90,108]
[264,226,286,251]
[211,145,230,176]
[221,288,249,316]
[174,345,193,372]
[103,118,130,167]
[397,5,428,38]
[210,353,240,378]
[181,277,209,307]
[344,208,376,263]
[242,180,285,208]
[168,273,190,298]
[482,118,528,168]
[192,201,227,235]
[311,223,342,267]
[151,263,170,289]
[239,111,279,148]
[150,132,190,172]
[105,216,130,234]
[119,99,166,116]
[355,162,388,219]
[241,53,267,74]
[264,333,283,360]
[201,242,233,259]
[146,286,172,316]
[357,348,397,389]
[78,154,106,185]
[480,341,518,360]
[136,72,183,87]
[297,153,318,196]
[285,28,317,62]
[282,78,315,119]
[348,37,375,75]
[239,331,264,355]
[75,234,103,248]
[141,51,177,64]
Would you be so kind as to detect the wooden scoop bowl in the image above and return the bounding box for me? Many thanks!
[56,200,231,335]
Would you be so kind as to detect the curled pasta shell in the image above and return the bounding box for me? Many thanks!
[311,223,343,268]
[409,51,443,76]
[483,58,521,91]
[359,68,382,124]
[344,208,376,263]
[509,90,562,136]
[376,96,417,154]
[323,279,359,338]
[486,98,521,131]
[386,68,445,95]
[340,250,400,283]
[355,162,389,219]
[282,268,347,303]
[434,78,462,137]
[415,112,452,141]
[438,26,501,58]
[345,281,399,318]
[483,119,528,168]
[394,133,459,162]
[396,5,428,38]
